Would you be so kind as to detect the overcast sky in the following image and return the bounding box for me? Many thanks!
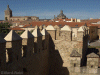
[0,0,100,20]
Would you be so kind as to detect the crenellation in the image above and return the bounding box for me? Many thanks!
[0,24,99,75]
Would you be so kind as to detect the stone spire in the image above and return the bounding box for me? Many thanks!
[35,25,38,29]
[6,5,12,11]
[54,25,60,29]
[60,10,63,14]
[32,28,42,37]
[21,29,34,39]
[41,28,49,35]
[78,26,84,32]
[46,25,55,30]
[4,30,22,41]
[61,25,72,31]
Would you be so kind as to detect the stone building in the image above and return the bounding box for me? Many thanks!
[4,5,39,21]
[0,24,100,75]
[54,10,67,19]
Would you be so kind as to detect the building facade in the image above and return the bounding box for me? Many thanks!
[4,5,39,21]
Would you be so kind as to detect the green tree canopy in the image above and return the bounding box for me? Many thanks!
[0,22,12,34]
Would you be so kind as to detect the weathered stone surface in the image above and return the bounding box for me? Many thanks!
[70,50,81,57]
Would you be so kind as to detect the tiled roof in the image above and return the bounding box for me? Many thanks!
[70,50,81,57]
[28,21,86,27]
[11,27,24,31]
[32,28,42,37]
[81,19,100,23]
[87,52,99,58]
[41,28,49,35]
[22,21,100,29]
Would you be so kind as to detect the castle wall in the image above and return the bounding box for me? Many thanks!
[70,57,81,73]
[47,30,56,40]
[72,28,78,40]
[60,31,72,41]
[0,29,50,75]
[0,25,99,75]
[0,43,6,71]
[48,26,89,75]
[89,26,98,41]
[98,28,100,39]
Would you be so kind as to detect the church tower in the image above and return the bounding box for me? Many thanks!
[4,5,12,21]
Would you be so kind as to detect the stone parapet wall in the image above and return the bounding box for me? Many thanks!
[87,58,99,68]
[47,30,56,40]
[70,67,100,75]
[60,31,72,41]
[0,30,49,75]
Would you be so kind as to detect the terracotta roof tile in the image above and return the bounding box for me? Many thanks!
[25,21,86,28]
[11,27,24,31]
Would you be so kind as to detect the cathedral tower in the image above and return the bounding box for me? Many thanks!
[4,5,12,21]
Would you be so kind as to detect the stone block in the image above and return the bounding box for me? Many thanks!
[88,68,98,74]
[75,67,80,73]
[90,62,95,65]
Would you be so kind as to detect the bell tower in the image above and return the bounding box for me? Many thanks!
[4,5,12,21]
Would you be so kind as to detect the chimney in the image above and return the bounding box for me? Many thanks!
[75,18,77,22]
[71,18,73,22]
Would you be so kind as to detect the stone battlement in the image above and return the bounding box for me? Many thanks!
[0,25,99,75]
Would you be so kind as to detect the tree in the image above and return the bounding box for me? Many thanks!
[0,22,12,34]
